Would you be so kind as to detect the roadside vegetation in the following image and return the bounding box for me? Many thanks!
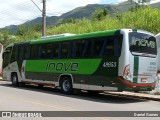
[0,5,160,47]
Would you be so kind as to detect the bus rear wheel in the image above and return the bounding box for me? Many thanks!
[11,73,19,87]
[61,77,73,94]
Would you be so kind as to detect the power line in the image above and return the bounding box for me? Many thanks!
[0,1,40,13]
[0,2,135,20]
[0,1,139,28]
[30,0,42,12]
[30,0,46,36]
[0,1,42,19]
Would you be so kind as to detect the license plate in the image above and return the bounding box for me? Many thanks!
[141,78,147,82]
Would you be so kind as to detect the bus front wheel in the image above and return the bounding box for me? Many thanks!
[11,73,19,87]
[60,77,73,94]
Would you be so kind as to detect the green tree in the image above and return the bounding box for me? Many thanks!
[92,8,108,21]
[16,25,30,36]
[33,23,42,32]
[129,3,141,12]
[0,29,11,41]
[0,29,16,47]
[129,0,151,11]
[16,25,40,40]
[61,18,78,24]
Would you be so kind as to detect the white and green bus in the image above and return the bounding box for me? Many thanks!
[2,29,157,94]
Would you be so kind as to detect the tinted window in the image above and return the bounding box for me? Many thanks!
[93,36,122,57]
[40,44,53,59]
[103,39,114,56]
[24,46,30,59]
[30,45,39,59]
[11,45,30,61]
[53,43,59,58]
[18,46,24,60]
[61,42,69,58]
[81,40,92,57]
[129,32,157,56]
[11,46,18,62]
[73,40,83,58]
[93,39,104,57]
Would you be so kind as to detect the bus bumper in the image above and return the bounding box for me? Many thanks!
[117,76,155,92]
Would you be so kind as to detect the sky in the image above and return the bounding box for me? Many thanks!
[0,0,159,28]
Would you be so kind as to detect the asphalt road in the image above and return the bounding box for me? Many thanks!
[0,81,160,120]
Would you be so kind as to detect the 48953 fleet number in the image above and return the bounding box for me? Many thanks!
[103,62,116,67]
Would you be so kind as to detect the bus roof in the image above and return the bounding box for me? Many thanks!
[30,29,120,44]
[5,29,120,48]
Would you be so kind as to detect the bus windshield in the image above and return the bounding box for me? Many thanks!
[129,32,157,57]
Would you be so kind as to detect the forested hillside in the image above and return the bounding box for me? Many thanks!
[0,5,160,47]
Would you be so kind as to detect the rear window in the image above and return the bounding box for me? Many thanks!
[129,32,157,57]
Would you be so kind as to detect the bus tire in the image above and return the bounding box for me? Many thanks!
[88,90,99,95]
[134,91,139,93]
[60,77,73,94]
[11,73,19,87]
[38,84,43,88]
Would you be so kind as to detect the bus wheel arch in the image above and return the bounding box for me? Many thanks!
[59,75,73,94]
[11,72,19,87]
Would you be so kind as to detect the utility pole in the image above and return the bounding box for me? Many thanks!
[42,0,46,36]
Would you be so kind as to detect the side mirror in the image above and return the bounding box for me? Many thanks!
[2,50,10,59]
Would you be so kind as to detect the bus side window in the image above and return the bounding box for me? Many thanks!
[61,42,69,58]
[93,39,104,57]
[30,45,38,59]
[106,39,114,56]
[24,46,30,59]
[68,41,72,58]
[11,46,18,62]
[53,43,59,59]
[17,46,24,60]
[40,44,53,59]
[100,37,114,57]
[40,44,46,59]
[74,40,83,58]
[71,41,76,57]
[82,40,92,58]
[46,44,53,59]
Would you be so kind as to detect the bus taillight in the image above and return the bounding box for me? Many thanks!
[123,65,131,79]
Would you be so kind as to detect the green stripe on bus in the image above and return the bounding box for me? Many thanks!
[25,59,101,75]
[133,56,139,83]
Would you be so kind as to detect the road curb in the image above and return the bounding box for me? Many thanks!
[105,91,160,101]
